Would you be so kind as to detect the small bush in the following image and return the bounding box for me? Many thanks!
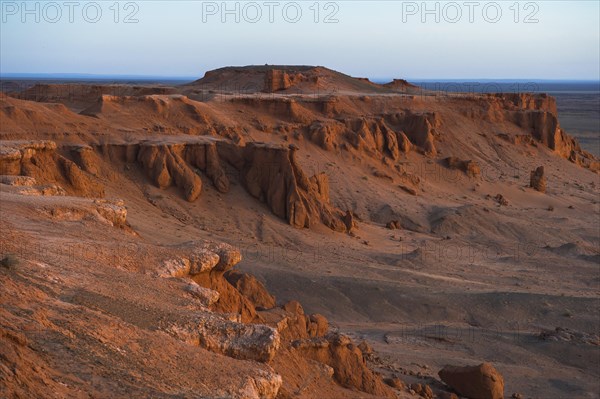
[0,254,19,269]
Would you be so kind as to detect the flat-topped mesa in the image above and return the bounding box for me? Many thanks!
[383,78,419,91]
[187,65,396,95]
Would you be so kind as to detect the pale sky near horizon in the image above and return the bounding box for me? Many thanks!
[1,0,599,80]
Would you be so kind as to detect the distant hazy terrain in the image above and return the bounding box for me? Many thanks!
[553,92,600,157]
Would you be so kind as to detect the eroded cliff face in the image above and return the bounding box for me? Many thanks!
[0,138,347,231]
[218,141,346,231]
[306,111,438,158]
[0,140,104,197]
[264,69,308,92]
[461,93,599,171]
[513,110,598,169]
[4,83,597,174]
[96,138,346,231]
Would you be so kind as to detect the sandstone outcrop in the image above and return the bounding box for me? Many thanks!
[93,199,127,227]
[0,175,66,197]
[152,145,202,201]
[255,300,394,397]
[410,383,434,398]
[0,140,103,197]
[161,242,260,323]
[455,93,599,171]
[444,157,481,178]
[164,313,280,363]
[42,198,127,227]
[159,242,242,277]
[386,220,401,230]
[439,362,505,399]
[264,69,306,92]
[258,301,329,342]
[0,175,37,186]
[386,111,439,156]
[308,313,329,338]
[343,210,357,233]
[185,281,220,307]
[480,94,599,171]
[224,270,276,310]
[153,237,394,398]
[195,270,261,323]
[69,138,347,231]
[292,332,395,397]
[384,377,405,389]
[218,141,346,231]
[307,112,439,158]
[196,317,281,362]
[530,166,546,192]
[236,369,283,399]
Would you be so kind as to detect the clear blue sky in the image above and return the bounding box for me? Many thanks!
[1,0,599,79]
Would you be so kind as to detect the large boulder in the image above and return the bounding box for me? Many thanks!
[188,249,221,275]
[93,199,127,227]
[185,281,220,307]
[308,314,329,337]
[164,314,281,363]
[210,243,242,272]
[439,362,504,399]
[236,369,282,399]
[159,242,242,277]
[196,318,280,363]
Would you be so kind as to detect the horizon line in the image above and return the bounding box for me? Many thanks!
[1,72,599,83]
